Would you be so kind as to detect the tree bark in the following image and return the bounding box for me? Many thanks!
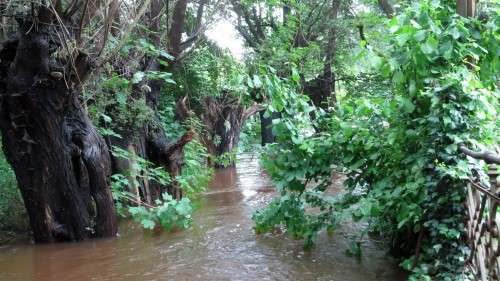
[378,0,394,18]
[302,0,340,109]
[456,0,476,17]
[106,0,193,201]
[168,0,188,58]
[177,94,262,167]
[142,0,193,200]
[0,20,117,243]
[260,111,279,145]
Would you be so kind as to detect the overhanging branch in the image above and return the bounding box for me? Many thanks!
[459,144,500,164]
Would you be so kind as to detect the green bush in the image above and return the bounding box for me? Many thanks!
[252,1,499,279]
[0,140,29,234]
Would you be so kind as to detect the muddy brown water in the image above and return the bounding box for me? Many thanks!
[0,154,405,281]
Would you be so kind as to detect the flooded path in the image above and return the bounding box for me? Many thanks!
[0,154,405,281]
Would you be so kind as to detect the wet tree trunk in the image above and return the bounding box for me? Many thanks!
[303,73,333,109]
[178,93,261,168]
[143,73,194,200]
[259,111,280,145]
[105,72,194,202]
[456,0,476,17]
[302,0,340,109]
[168,0,189,58]
[0,21,117,243]
[106,0,194,202]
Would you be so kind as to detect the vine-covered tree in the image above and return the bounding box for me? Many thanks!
[0,1,118,242]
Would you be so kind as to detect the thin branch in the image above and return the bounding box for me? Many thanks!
[77,0,90,43]
[97,0,152,65]
[97,0,120,56]
[64,0,82,18]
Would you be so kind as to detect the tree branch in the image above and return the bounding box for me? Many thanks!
[242,102,264,121]
[459,144,500,164]
[163,129,195,157]
[167,0,188,58]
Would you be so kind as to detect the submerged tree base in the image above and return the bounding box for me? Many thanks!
[0,11,117,243]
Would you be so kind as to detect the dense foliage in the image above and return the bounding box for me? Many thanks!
[253,1,499,279]
[0,142,28,234]
[0,0,498,280]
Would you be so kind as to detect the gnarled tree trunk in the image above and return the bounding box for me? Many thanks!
[142,73,194,200]
[105,0,194,202]
[107,119,194,202]
[178,93,261,168]
[0,19,117,243]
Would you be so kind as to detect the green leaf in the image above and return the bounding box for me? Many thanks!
[115,92,127,105]
[439,41,453,59]
[449,27,461,40]
[396,33,411,46]
[421,37,438,56]
[247,77,254,88]
[291,67,300,83]
[253,75,262,88]
[132,72,146,84]
[159,50,175,60]
[141,219,156,229]
[414,30,427,42]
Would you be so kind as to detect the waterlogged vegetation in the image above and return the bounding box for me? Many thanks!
[254,2,499,279]
[0,0,498,280]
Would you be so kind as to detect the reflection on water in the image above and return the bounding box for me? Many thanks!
[0,154,405,281]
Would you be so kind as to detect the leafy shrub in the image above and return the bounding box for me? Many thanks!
[0,140,29,233]
[129,194,193,231]
[177,139,213,197]
[107,97,213,231]
[110,146,193,231]
[253,1,499,279]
